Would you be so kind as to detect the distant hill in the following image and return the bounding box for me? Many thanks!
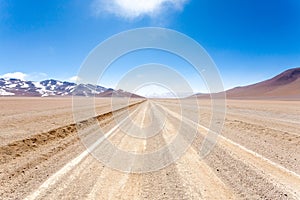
[97,88,144,98]
[194,67,300,100]
[0,78,143,98]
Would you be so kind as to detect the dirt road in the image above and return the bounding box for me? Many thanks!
[0,99,299,199]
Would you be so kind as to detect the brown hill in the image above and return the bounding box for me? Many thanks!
[226,67,300,99]
[97,89,144,98]
[194,68,300,100]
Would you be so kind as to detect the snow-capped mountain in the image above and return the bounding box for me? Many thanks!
[0,78,142,98]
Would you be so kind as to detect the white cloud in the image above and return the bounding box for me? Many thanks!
[69,76,81,82]
[0,72,49,81]
[27,72,48,81]
[0,72,28,80]
[92,0,189,19]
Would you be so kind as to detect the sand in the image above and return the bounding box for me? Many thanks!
[0,98,299,199]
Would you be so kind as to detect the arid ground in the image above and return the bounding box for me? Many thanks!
[0,97,300,199]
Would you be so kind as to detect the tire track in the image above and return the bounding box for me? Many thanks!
[24,103,142,200]
[3,99,299,199]
[89,102,152,199]
[157,102,300,199]
[159,110,235,199]
[158,100,300,174]
[0,101,143,200]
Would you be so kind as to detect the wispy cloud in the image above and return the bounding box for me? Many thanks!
[0,72,48,81]
[0,72,28,80]
[68,76,81,82]
[92,0,189,20]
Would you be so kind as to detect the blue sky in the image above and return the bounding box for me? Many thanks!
[0,0,300,93]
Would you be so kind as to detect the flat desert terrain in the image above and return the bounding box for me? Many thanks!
[0,97,300,199]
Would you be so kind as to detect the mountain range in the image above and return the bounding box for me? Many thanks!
[0,78,143,98]
[1,67,299,99]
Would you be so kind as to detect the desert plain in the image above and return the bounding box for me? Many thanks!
[0,97,300,199]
